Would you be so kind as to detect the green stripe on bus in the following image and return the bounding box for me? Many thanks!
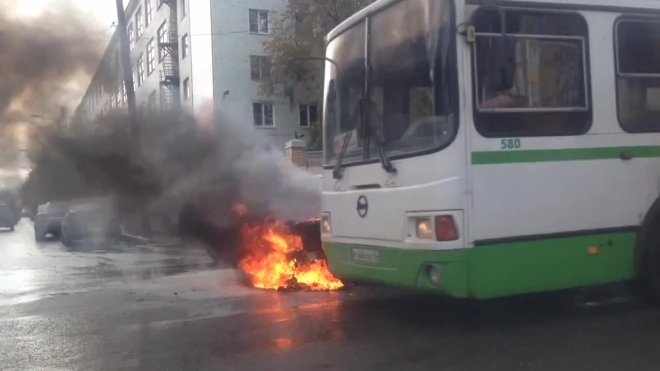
[323,231,636,299]
[471,145,660,165]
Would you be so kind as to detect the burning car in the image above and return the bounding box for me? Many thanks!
[178,200,342,291]
[237,217,342,291]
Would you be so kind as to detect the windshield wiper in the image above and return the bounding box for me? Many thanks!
[361,98,396,175]
[333,93,368,179]
[372,135,397,174]
[332,97,397,179]
[360,16,395,176]
[332,123,355,179]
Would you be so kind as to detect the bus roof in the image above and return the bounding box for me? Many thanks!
[326,0,660,44]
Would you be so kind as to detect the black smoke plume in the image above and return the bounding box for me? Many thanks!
[0,0,104,121]
[0,0,105,171]
[26,108,321,264]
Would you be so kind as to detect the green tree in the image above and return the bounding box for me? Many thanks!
[262,0,373,106]
[307,120,322,151]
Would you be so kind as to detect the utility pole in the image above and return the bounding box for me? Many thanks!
[115,0,151,238]
[115,0,140,149]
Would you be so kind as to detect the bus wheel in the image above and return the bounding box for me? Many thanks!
[634,202,660,305]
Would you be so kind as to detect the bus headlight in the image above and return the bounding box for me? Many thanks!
[415,218,434,239]
[320,213,331,234]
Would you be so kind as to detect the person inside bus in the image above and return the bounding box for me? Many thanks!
[481,92,516,109]
[478,72,518,109]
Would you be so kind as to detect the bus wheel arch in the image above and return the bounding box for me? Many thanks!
[634,196,660,304]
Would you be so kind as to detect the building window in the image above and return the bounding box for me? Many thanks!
[252,102,274,126]
[157,21,168,60]
[116,87,122,107]
[122,81,127,103]
[111,95,117,109]
[147,38,156,74]
[615,19,660,132]
[299,104,318,127]
[181,34,189,58]
[137,54,145,86]
[250,56,271,81]
[249,9,269,34]
[128,23,134,50]
[136,7,143,37]
[183,78,190,101]
[472,9,590,137]
[146,0,153,27]
[181,0,187,19]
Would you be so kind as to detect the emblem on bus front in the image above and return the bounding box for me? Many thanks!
[357,195,368,218]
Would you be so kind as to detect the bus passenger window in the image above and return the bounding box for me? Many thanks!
[615,19,660,132]
[472,9,591,137]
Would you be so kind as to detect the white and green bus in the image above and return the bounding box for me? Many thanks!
[319,0,660,300]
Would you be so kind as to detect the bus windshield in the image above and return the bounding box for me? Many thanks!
[324,0,456,165]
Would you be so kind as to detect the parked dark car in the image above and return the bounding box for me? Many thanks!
[0,203,17,231]
[61,202,120,247]
[34,202,69,241]
[0,189,20,223]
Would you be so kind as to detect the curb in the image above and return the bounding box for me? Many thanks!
[120,233,183,248]
[120,233,150,246]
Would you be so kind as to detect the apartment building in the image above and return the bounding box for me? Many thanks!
[73,0,316,151]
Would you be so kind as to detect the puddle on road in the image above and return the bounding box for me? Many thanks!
[0,292,42,307]
[0,270,41,301]
[69,260,217,282]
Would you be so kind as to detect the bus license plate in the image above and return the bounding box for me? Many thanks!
[352,248,380,263]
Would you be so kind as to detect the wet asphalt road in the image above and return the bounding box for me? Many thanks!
[2,219,660,370]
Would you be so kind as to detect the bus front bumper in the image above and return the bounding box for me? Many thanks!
[323,231,637,299]
[322,242,470,298]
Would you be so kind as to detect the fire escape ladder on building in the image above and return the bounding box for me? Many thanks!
[158,6,180,110]
[160,85,178,110]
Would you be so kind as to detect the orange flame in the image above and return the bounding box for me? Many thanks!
[237,218,343,291]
